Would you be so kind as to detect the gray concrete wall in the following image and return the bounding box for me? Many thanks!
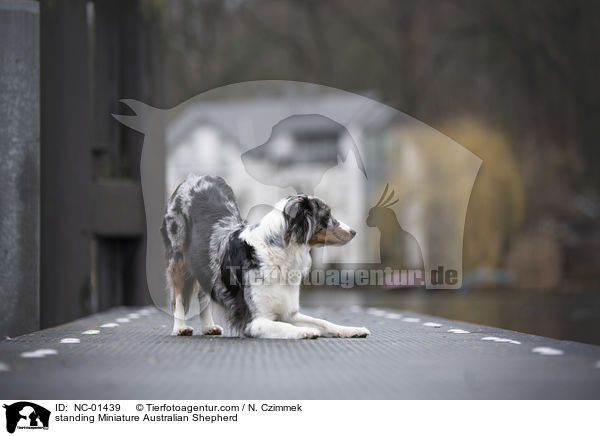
[0,0,40,337]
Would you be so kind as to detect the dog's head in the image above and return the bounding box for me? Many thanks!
[281,195,356,247]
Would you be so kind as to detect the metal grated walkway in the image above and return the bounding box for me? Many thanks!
[0,306,599,399]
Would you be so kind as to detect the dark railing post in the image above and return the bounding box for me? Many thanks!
[40,0,93,327]
[0,0,40,338]
[40,0,163,329]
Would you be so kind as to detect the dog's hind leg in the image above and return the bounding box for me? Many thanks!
[169,255,195,336]
[198,292,223,336]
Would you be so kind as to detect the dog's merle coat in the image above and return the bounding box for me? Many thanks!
[161,174,370,339]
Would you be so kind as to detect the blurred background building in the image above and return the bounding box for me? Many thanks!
[165,90,390,266]
[1,0,599,344]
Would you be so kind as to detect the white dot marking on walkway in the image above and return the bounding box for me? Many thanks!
[423,322,442,327]
[21,349,58,358]
[82,330,100,335]
[481,336,520,344]
[100,323,119,328]
[448,329,470,334]
[60,338,80,344]
[532,347,563,356]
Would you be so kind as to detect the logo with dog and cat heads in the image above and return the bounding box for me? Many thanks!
[2,402,50,434]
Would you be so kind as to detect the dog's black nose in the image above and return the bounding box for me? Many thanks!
[350,229,356,237]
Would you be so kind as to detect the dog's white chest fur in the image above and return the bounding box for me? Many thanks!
[243,232,312,319]
[251,283,300,320]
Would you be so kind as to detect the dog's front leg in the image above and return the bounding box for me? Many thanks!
[245,317,320,339]
[289,313,370,338]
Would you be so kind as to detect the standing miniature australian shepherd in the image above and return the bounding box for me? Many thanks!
[161,175,370,339]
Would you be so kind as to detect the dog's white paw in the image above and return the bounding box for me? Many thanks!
[172,326,194,336]
[336,326,370,338]
[202,325,223,336]
[296,327,320,339]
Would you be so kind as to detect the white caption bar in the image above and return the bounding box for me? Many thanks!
[0,400,596,435]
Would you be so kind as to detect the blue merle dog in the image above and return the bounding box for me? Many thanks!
[161,175,370,339]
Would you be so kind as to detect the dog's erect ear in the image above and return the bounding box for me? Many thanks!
[283,196,315,246]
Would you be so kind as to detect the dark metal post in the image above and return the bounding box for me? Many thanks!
[40,0,93,327]
[0,0,40,337]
